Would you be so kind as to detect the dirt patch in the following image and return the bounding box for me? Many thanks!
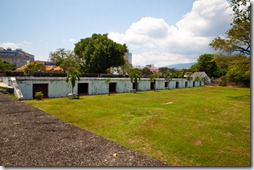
[0,93,169,166]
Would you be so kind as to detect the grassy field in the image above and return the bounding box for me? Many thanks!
[25,86,250,166]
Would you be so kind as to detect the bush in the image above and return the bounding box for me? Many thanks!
[35,91,44,100]
[218,80,227,86]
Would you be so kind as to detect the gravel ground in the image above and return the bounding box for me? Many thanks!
[0,93,169,166]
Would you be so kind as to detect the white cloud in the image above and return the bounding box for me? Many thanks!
[0,40,33,51]
[108,0,232,67]
[0,42,20,50]
[69,38,76,43]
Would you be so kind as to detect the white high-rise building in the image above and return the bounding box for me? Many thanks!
[124,52,132,65]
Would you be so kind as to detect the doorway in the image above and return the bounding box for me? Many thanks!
[109,83,117,93]
[78,83,89,95]
[33,84,48,98]
[176,82,179,88]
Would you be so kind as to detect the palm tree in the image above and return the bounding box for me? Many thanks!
[186,75,193,87]
[194,76,201,87]
[105,78,112,95]
[149,72,159,91]
[66,67,81,98]
[129,68,142,93]
[164,71,172,89]
[201,76,208,86]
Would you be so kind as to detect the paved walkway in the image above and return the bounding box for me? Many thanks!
[0,93,168,166]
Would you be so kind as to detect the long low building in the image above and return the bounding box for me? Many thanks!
[1,76,204,100]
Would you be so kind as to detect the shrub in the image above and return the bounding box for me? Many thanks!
[218,80,227,86]
[35,91,44,100]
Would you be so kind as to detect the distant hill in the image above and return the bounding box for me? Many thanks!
[166,62,196,69]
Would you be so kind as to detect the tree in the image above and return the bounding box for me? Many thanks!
[149,72,159,91]
[129,68,142,92]
[49,48,70,66]
[210,0,250,56]
[186,75,193,87]
[105,78,112,95]
[164,70,173,89]
[142,67,152,77]
[226,55,250,86]
[0,59,15,71]
[190,54,218,78]
[74,33,128,73]
[201,76,208,84]
[66,67,81,98]
[60,51,81,72]
[24,61,46,75]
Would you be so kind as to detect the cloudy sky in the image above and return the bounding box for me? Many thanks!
[0,0,232,67]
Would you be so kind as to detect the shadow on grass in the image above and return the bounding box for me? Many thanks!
[226,95,250,101]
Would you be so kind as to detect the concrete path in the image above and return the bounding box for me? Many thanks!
[0,93,168,166]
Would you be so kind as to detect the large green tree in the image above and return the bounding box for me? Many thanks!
[226,55,250,85]
[74,34,128,73]
[190,54,218,78]
[49,48,70,66]
[210,0,250,56]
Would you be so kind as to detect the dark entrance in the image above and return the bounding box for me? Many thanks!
[150,82,155,90]
[176,82,179,88]
[193,82,195,87]
[33,84,48,98]
[78,83,89,95]
[109,83,117,93]
[165,82,168,88]
[185,82,188,88]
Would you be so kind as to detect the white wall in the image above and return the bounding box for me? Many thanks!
[13,77,203,100]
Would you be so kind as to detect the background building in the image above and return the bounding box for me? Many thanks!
[124,52,132,65]
[0,48,34,68]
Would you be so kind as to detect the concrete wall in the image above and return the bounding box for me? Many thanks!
[10,77,204,100]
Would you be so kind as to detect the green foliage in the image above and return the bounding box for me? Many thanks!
[49,48,81,72]
[149,72,159,83]
[105,78,112,84]
[141,67,152,77]
[74,33,128,73]
[49,48,69,66]
[186,75,193,82]
[210,0,250,56]
[201,76,208,84]
[0,59,15,71]
[105,78,112,95]
[218,80,227,86]
[164,70,173,82]
[66,67,81,95]
[26,87,250,166]
[60,52,81,72]
[35,91,44,100]
[190,54,218,78]
[226,56,250,83]
[24,61,46,75]
[194,76,200,82]
[129,68,142,91]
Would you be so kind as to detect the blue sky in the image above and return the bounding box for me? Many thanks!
[0,0,232,67]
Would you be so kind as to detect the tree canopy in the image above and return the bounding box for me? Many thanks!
[190,54,218,78]
[49,48,70,66]
[24,61,46,75]
[0,59,15,71]
[209,0,250,56]
[74,34,128,73]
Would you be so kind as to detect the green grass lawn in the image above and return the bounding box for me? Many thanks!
[25,86,250,166]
